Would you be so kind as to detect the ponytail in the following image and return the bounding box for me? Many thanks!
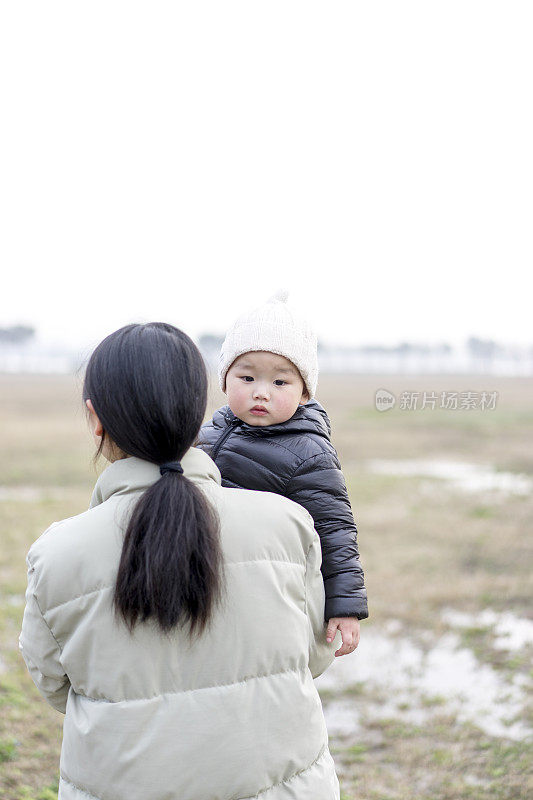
[83,322,224,635]
[115,470,223,635]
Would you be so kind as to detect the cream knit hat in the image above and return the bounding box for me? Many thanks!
[218,290,318,399]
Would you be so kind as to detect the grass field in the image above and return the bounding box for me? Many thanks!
[1,373,532,799]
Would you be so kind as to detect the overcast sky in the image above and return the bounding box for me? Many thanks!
[1,2,531,351]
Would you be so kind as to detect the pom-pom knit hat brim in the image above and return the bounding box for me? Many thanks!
[218,290,318,399]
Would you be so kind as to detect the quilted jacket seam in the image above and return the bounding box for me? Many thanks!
[60,744,329,800]
[72,665,307,704]
[201,418,333,466]
[219,434,306,467]
[28,562,65,656]
[243,744,328,799]
[45,585,113,615]
[43,559,306,615]
[59,776,99,800]
[285,452,334,494]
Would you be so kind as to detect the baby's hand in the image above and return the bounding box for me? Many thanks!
[326,617,360,657]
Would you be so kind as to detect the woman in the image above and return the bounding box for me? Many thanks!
[19,322,340,800]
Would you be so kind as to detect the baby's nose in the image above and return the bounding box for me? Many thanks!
[253,383,270,399]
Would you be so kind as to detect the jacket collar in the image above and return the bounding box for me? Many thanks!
[213,399,332,439]
[90,446,221,508]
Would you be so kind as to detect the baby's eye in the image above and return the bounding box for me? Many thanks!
[274,380,286,386]
[241,376,254,382]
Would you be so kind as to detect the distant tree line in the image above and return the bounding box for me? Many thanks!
[198,333,531,360]
[0,325,35,345]
[466,337,498,358]
[199,334,454,356]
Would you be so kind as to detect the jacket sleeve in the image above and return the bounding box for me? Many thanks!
[19,557,70,714]
[303,517,340,678]
[286,452,368,621]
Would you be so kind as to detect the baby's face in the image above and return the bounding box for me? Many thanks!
[225,351,309,427]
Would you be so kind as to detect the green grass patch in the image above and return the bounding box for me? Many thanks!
[0,679,31,711]
[17,783,60,800]
[0,738,18,762]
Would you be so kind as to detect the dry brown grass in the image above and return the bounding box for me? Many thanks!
[1,373,532,799]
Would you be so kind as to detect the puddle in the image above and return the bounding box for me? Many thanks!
[321,699,364,737]
[442,607,533,651]
[367,459,532,496]
[315,623,532,741]
[323,694,431,739]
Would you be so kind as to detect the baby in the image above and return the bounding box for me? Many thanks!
[197,291,368,656]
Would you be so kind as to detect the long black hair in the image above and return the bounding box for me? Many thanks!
[83,322,224,636]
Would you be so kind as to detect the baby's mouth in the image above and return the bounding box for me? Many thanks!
[250,406,268,415]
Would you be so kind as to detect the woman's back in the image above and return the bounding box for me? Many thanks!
[20,446,339,800]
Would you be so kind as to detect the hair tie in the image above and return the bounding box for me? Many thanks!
[159,461,184,476]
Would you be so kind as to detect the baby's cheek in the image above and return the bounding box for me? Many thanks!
[233,387,248,405]
[227,383,247,413]
[279,396,297,416]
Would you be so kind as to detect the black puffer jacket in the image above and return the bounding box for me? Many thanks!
[197,400,368,621]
